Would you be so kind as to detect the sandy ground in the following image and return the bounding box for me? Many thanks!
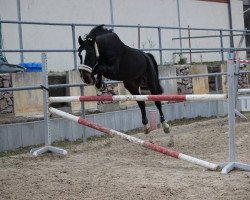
[0,116,250,200]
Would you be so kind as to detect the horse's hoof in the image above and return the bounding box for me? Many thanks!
[95,82,104,90]
[167,136,174,147]
[144,124,150,134]
[162,121,170,134]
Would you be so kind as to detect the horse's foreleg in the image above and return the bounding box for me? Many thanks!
[155,101,170,133]
[95,74,105,90]
[91,63,106,90]
[92,64,107,76]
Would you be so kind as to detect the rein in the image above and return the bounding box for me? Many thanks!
[94,42,100,58]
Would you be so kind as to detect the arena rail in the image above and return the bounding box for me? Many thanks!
[238,88,250,94]
[49,107,220,171]
[49,94,227,103]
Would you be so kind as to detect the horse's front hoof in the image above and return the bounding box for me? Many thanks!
[95,81,106,90]
[162,121,170,134]
[95,83,102,89]
[144,124,150,134]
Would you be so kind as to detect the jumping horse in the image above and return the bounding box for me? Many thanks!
[77,25,169,134]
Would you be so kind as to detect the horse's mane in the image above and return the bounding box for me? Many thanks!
[86,24,113,40]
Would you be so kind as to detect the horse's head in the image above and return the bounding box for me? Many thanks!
[78,25,113,85]
[78,35,97,85]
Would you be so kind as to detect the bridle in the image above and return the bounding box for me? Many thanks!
[78,37,100,74]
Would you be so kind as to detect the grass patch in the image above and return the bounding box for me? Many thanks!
[168,116,217,126]
[0,136,112,158]
[86,134,111,142]
[0,145,37,158]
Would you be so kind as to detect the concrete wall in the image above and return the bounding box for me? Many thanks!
[10,71,98,117]
[12,72,43,116]
[191,65,209,94]
[0,0,245,71]
[67,70,97,112]
[0,100,228,152]
[159,65,178,94]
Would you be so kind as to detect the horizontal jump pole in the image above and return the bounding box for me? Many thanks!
[49,107,219,171]
[49,94,227,103]
[239,59,250,63]
[238,88,250,94]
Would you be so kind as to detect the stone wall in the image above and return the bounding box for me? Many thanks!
[176,65,193,94]
[0,74,13,114]
[238,64,249,89]
[222,63,250,93]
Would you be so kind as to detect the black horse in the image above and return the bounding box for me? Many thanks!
[78,25,169,134]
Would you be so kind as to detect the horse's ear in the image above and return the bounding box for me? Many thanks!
[97,24,106,30]
[101,24,113,32]
[78,36,84,45]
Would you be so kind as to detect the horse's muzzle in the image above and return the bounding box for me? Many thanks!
[78,65,95,85]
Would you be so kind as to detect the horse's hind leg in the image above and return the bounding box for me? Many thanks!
[123,80,150,134]
[154,101,170,133]
[146,76,170,133]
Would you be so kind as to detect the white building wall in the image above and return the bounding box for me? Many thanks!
[172,0,245,62]
[0,0,246,71]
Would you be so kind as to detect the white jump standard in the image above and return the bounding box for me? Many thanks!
[221,53,250,174]
[49,107,219,171]
[31,53,67,156]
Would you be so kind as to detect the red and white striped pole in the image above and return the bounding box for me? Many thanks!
[239,59,250,63]
[49,107,219,171]
[49,94,227,103]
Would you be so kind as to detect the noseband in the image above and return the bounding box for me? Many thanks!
[78,64,93,73]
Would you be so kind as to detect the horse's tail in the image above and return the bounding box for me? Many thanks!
[146,53,163,94]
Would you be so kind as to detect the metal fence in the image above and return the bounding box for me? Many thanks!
[1,20,250,67]
[0,20,250,100]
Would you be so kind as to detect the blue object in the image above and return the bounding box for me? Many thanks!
[19,62,42,72]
